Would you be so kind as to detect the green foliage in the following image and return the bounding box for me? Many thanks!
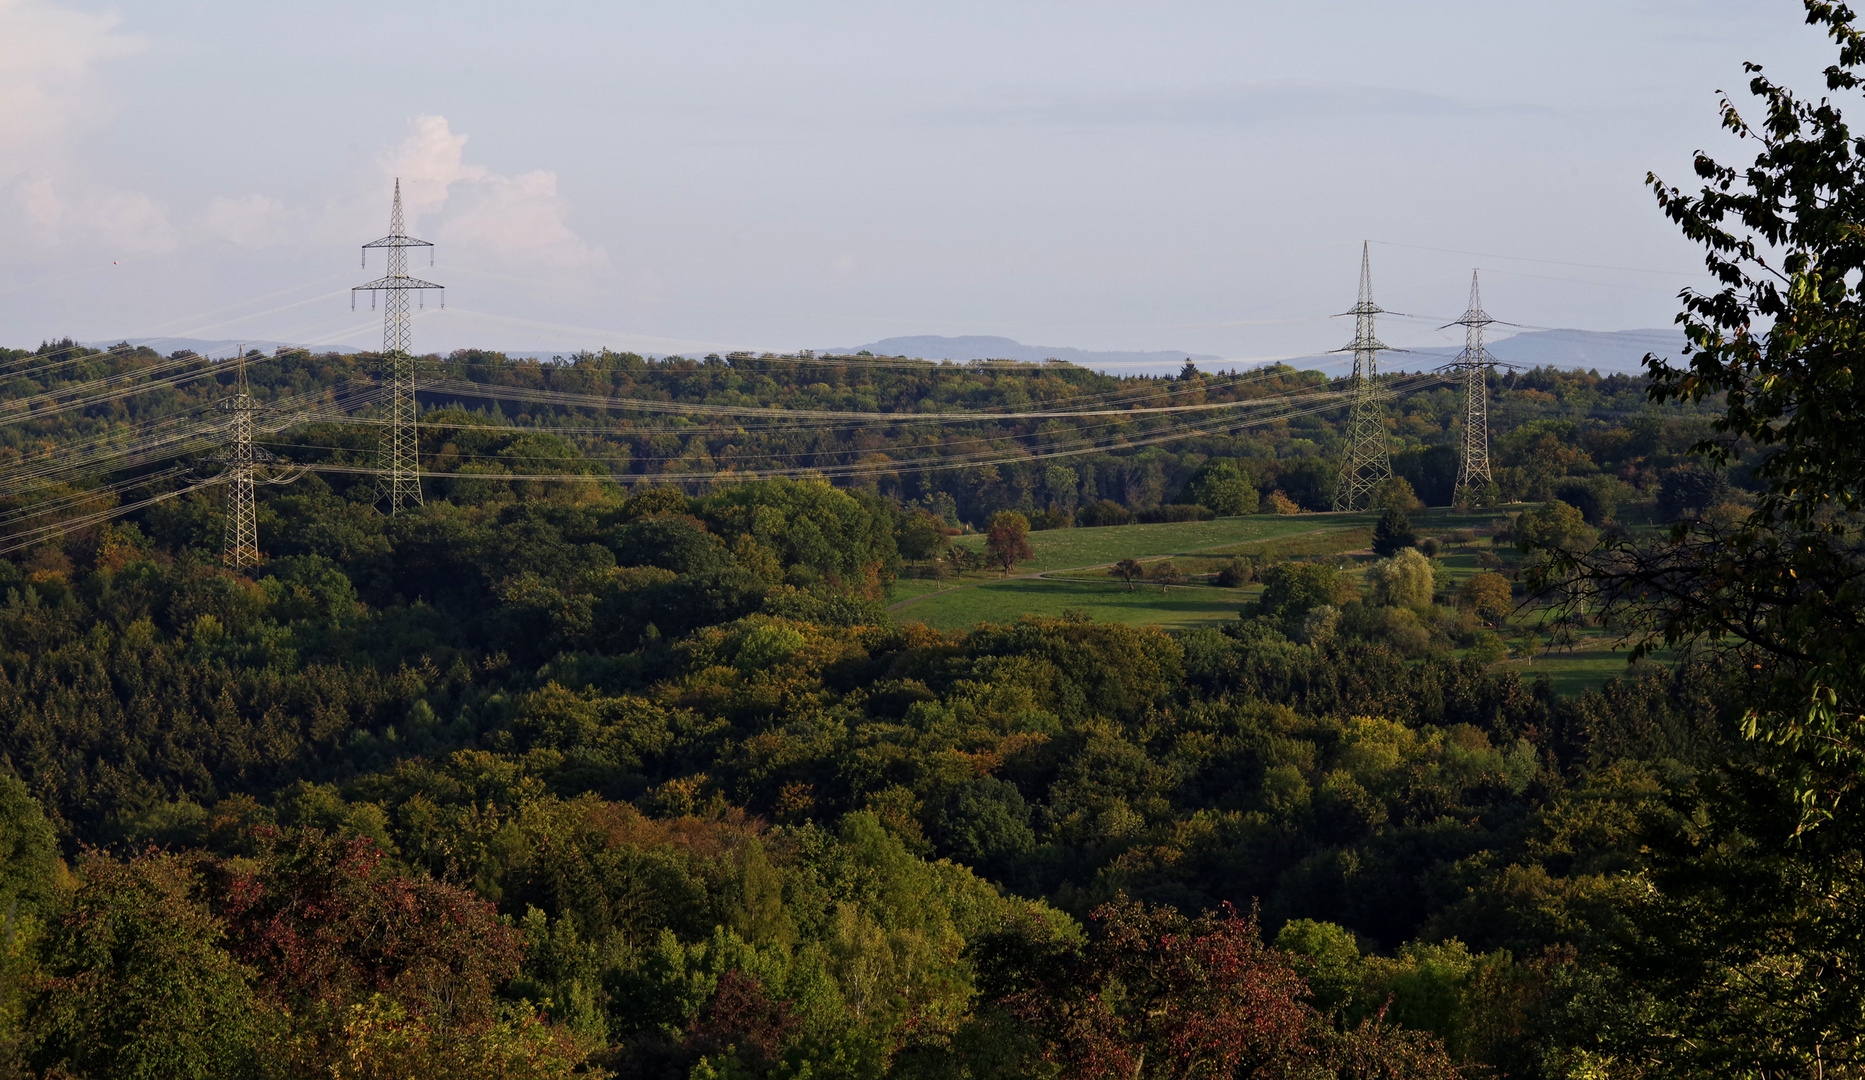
[0,777,60,920]
[1275,918,1361,1013]
[30,850,266,1080]
[1365,548,1434,610]
[1255,561,1341,631]
[1514,500,1596,555]
[1185,461,1258,516]
[1371,508,1417,558]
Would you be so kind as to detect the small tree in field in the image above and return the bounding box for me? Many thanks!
[985,511,1032,576]
[1111,558,1145,591]
[1460,572,1513,627]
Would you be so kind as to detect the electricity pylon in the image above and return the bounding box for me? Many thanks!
[214,346,270,570]
[1332,242,1395,511]
[1444,270,1499,503]
[353,179,443,514]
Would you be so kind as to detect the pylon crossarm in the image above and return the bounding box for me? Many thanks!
[352,277,444,292]
[362,235,434,250]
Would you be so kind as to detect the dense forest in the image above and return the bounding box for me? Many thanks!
[5,5,1865,1078]
[0,330,1721,542]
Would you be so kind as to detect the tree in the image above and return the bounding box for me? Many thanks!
[1554,475,1634,526]
[216,828,522,1027]
[1655,466,1735,522]
[1373,476,1425,514]
[895,510,950,565]
[1460,573,1513,627]
[1112,557,1145,591]
[1214,556,1256,588]
[1078,500,1133,527]
[0,776,60,920]
[984,511,1033,576]
[1372,508,1417,558]
[30,850,267,1080]
[1366,548,1434,609]
[1256,561,1341,630]
[1186,461,1257,517]
[977,901,1457,1080]
[1514,500,1596,555]
[1536,12,1865,1071]
[1551,3,1865,802]
[1149,559,1185,586]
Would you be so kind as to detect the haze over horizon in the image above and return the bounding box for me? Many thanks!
[0,0,1828,364]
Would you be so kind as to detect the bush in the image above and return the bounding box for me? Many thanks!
[1027,507,1074,530]
[1214,556,1257,588]
[1138,503,1216,524]
[1077,500,1133,527]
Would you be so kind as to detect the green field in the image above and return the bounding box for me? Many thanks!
[895,513,1361,628]
[945,513,1376,573]
[886,510,1656,696]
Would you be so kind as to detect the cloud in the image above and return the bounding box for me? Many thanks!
[375,115,605,269]
[200,194,291,248]
[0,0,169,251]
[6,169,175,252]
[0,0,141,159]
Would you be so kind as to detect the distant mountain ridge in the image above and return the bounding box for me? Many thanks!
[831,335,1221,372]
[1292,327,1686,376]
[83,328,1686,377]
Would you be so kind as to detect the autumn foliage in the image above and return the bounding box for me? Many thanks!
[980,900,1458,1080]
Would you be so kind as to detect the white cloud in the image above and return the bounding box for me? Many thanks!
[6,170,175,252]
[0,0,140,160]
[200,193,291,248]
[375,115,605,269]
[80,188,176,253]
[0,0,169,252]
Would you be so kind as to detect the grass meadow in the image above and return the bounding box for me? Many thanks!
[888,508,1650,695]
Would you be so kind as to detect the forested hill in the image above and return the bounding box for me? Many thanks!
[0,468,1726,1078]
[0,335,1773,1078]
[3,339,1719,538]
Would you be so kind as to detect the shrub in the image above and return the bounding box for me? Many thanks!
[1138,504,1216,524]
[1077,500,1133,527]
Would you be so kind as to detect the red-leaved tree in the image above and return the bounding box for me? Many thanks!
[977,899,1458,1080]
[214,827,522,1024]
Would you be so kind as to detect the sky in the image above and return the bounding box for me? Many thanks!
[0,0,1843,367]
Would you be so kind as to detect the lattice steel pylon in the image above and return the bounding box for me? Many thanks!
[1332,242,1395,511]
[214,346,270,570]
[1443,270,1499,504]
[353,179,443,514]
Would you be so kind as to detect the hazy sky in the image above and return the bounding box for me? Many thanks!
[0,0,1841,365]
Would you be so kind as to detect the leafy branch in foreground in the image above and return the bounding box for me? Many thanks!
[1534,0,1865,824]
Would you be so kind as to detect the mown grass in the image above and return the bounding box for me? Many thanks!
[945,513,1376,573]
[896,508,1653,697]
[1512,647,1648,697]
